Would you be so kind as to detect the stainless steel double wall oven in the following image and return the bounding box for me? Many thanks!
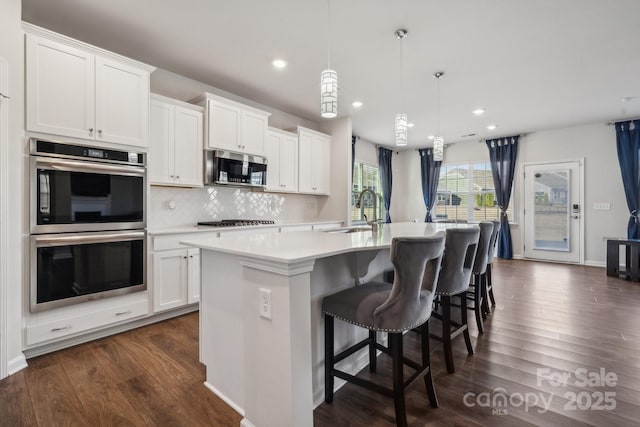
[30,138,147,312]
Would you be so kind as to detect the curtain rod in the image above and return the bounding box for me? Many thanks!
[608,117,640,125]
[477,133,526,143]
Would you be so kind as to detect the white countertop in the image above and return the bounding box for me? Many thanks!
[181,222,475,264]
[147,220,343,236]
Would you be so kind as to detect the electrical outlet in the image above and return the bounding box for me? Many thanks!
[259,288,272,320]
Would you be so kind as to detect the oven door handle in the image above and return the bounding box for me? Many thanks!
[34,157,146,176]
[34,231,145,246]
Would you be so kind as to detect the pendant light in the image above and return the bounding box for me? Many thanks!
[433,71,444,160]
[320,0,337,118]
[395,29,408,146]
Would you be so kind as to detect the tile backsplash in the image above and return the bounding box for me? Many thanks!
[148,186,319,228]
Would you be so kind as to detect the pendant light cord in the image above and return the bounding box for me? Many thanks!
[436,76,440,136]
[327,0,331,69]
[400,36,404,110]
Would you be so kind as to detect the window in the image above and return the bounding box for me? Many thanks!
[352,162,384,223]
[435,162,513,222]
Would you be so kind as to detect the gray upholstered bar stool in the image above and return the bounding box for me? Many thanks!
[430,227,480,374]
[483,220,501,316]
[466,221,494,334]
[322,234,445,427]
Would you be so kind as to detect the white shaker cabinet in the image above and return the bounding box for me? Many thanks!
[266,128,298,192]
[25,29,153,148]
[152,247,200,313]
[297,126,331,195]
[149,94,203,187]
[192,92,271,155]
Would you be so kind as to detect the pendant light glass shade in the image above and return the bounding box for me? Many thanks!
[321,69,338,118]
[433,71,444,160]
[433,136,444,161]
[395,113,408,146]
[395,29,408,146]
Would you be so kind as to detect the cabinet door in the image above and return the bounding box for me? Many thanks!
[174,106,203,187]
[149,100,174,184]
[208,100,240,151]
[187,248,201,304]
[153,249,188,312]
[298,131,313,193]
[241,110,267,155]
[313,134,331,195]
[280,134,298,191]
[26,34,96,139]
[95,56,150,147]
[265,131,281,190]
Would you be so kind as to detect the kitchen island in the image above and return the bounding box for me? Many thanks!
[181,222,472,427]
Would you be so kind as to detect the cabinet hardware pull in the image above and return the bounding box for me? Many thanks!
[0,92,10,99]
[89,128,94,133]
[98,129,103,135]
[189,255,193,258]
[176,176,180,179]
[51,325,72,332]
[115,310,132,316]
[183,256,188,259]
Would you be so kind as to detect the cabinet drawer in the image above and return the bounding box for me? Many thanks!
[25,299,148,346]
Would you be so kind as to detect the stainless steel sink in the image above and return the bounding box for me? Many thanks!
[324,226,372,234]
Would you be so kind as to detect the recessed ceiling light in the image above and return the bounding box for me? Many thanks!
[272,59,287,69]
[621,96,636,102]
[428,135,435,140]
[408,123,415,128]
[486,124,497,130]
[472,108,485,115]
[352,101,363,108]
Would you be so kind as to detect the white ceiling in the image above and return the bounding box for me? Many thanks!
[21,0,640,148]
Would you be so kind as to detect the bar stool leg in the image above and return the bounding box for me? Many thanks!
[324,314,334,403]
[474,274,485,334]
[420,320,438,408]
[460,292,474,355]
[442,295,455,373]
[487,264,496,307]
[369,330,377,372]
[390,332,407,427]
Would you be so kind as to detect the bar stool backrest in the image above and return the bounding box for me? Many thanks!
[487,220,501,265]
[373,233,445,331]
[472,221,494,275]
[435,227,480,296]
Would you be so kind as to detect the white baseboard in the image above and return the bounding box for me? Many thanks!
[240,419,256,427]
[7,353,27,375]
[204,381,245,416]
[584,260,605,268]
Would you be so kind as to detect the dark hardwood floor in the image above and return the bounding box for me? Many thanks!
[2,259,640,426]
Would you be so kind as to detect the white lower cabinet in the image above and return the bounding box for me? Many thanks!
[152,247,200,312]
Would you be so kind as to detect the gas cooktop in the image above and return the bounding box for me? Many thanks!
[197,219,276,227]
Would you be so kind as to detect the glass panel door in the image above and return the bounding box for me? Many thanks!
[533,169,570,251]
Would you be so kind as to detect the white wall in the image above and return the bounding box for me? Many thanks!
[391,122,627,264]
[319,117,352,224]
[0,0,27,378]
[354,137,378,167]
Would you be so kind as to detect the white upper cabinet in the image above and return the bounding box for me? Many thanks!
[149,94,203,187]
[298,126,331,195]
[266,128,298,192]
[25,29,153,148]
[193,92,271,156]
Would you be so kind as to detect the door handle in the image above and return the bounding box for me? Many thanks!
[572,215,580,219]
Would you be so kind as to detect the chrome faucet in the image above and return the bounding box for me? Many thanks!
[355,189,379,232]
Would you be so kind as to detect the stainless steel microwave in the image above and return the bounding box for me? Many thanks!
[204,150,267,188]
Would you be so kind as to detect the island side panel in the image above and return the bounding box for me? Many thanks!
[241,259,316,427]
[200,251,246,415]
